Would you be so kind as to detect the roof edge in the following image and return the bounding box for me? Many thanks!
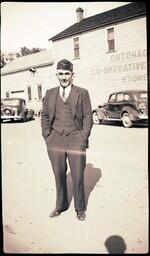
[50,12,146,42]
[1,61,54,76]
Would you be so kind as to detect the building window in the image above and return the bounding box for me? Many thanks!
[73,37,80,58]
[27,86,32,101]
[37,84,42,100]
[6,92,9,98]
[107,28,115,52]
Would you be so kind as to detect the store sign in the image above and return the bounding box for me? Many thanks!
[110,49,146,62]
[91,49,147,83]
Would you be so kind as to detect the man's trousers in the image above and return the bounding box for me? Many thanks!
[45,129,86,212]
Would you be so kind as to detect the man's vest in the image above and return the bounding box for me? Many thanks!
[52,91,77,135]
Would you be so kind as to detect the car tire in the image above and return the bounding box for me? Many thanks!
[93,112,101,124]
[122,113,133,128]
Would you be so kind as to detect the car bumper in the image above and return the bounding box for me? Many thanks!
[1,115,22,120]
[134,115,148,121]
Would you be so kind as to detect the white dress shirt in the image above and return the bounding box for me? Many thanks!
[59,84,72,101]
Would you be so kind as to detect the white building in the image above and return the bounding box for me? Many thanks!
[49,2,147,107]
[1,50,55,113]
[1,2,147,111]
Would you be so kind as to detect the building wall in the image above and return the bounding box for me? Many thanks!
[1,64,57,113]
[53,16,147,108]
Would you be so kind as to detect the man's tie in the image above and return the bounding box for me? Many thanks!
[62,87,66,102]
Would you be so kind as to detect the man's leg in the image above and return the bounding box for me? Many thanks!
[46,131,68,212]
[67,147,86,212]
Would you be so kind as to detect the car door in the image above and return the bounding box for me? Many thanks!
[114,93,124,119]
[105,93,117,118]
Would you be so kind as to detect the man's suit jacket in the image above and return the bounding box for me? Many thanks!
[41,85,93,148]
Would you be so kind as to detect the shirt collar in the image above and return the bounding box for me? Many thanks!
[59,84,72,93]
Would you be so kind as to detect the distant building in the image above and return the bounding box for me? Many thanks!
[1,2,147,111]
[1,50,55,114]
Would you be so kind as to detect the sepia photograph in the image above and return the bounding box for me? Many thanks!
[1,1,148,253]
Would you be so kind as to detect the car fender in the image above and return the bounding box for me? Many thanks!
[1,106,15,116]
[121,106,138,121]
[95,108,107,120]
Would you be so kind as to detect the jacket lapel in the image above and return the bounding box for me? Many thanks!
[70,85,79,118]
[49,87,59,119]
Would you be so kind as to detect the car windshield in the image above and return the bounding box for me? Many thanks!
[1,99,20,106]
[134,92,147,100]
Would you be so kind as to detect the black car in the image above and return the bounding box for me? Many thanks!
[93,90,148,128]
[1,98,34,122]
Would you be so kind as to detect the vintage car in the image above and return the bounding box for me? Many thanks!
[92,90,148,128]
[1,98,34,122]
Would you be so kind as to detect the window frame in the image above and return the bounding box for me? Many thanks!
[73,37,80,59]
[37,84,42,101]
[27,86,32,101]
[107,27,115,52]
[6,92,10,98]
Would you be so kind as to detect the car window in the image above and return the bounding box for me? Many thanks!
[140,93,147,98]
[133,92,147,100]
[116,94,123,102]
[124,93,130,101]
[138,92,147,99]
[109,94,116,103]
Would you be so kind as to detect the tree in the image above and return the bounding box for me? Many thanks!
[16,52,22,58]
[0,51,7,68]
[20,46,31,56]
[30,47,45,54]
[20,46,45,56]
[0,47,46,67]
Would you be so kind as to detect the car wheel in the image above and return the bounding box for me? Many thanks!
[122,113,133,128]
[93,112,100,124]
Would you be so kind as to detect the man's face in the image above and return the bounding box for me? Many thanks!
[56,69,73,88]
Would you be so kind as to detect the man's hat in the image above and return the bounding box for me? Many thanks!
[57,59,73,72]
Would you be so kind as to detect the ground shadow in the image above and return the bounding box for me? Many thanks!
[67,163,102,210]
[104,235,127,254]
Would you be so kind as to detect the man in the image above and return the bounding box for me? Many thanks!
[41,59,93,221]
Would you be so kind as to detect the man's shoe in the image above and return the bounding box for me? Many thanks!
[49,209,62,217]
[49,208,68,217]
[76,211,86,221]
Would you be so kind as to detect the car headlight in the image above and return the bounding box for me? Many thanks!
[5,109,11,114]
[3,107,14,116]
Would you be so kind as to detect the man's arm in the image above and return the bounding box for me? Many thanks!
[81,90,93,139]
[41,90,51,139]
